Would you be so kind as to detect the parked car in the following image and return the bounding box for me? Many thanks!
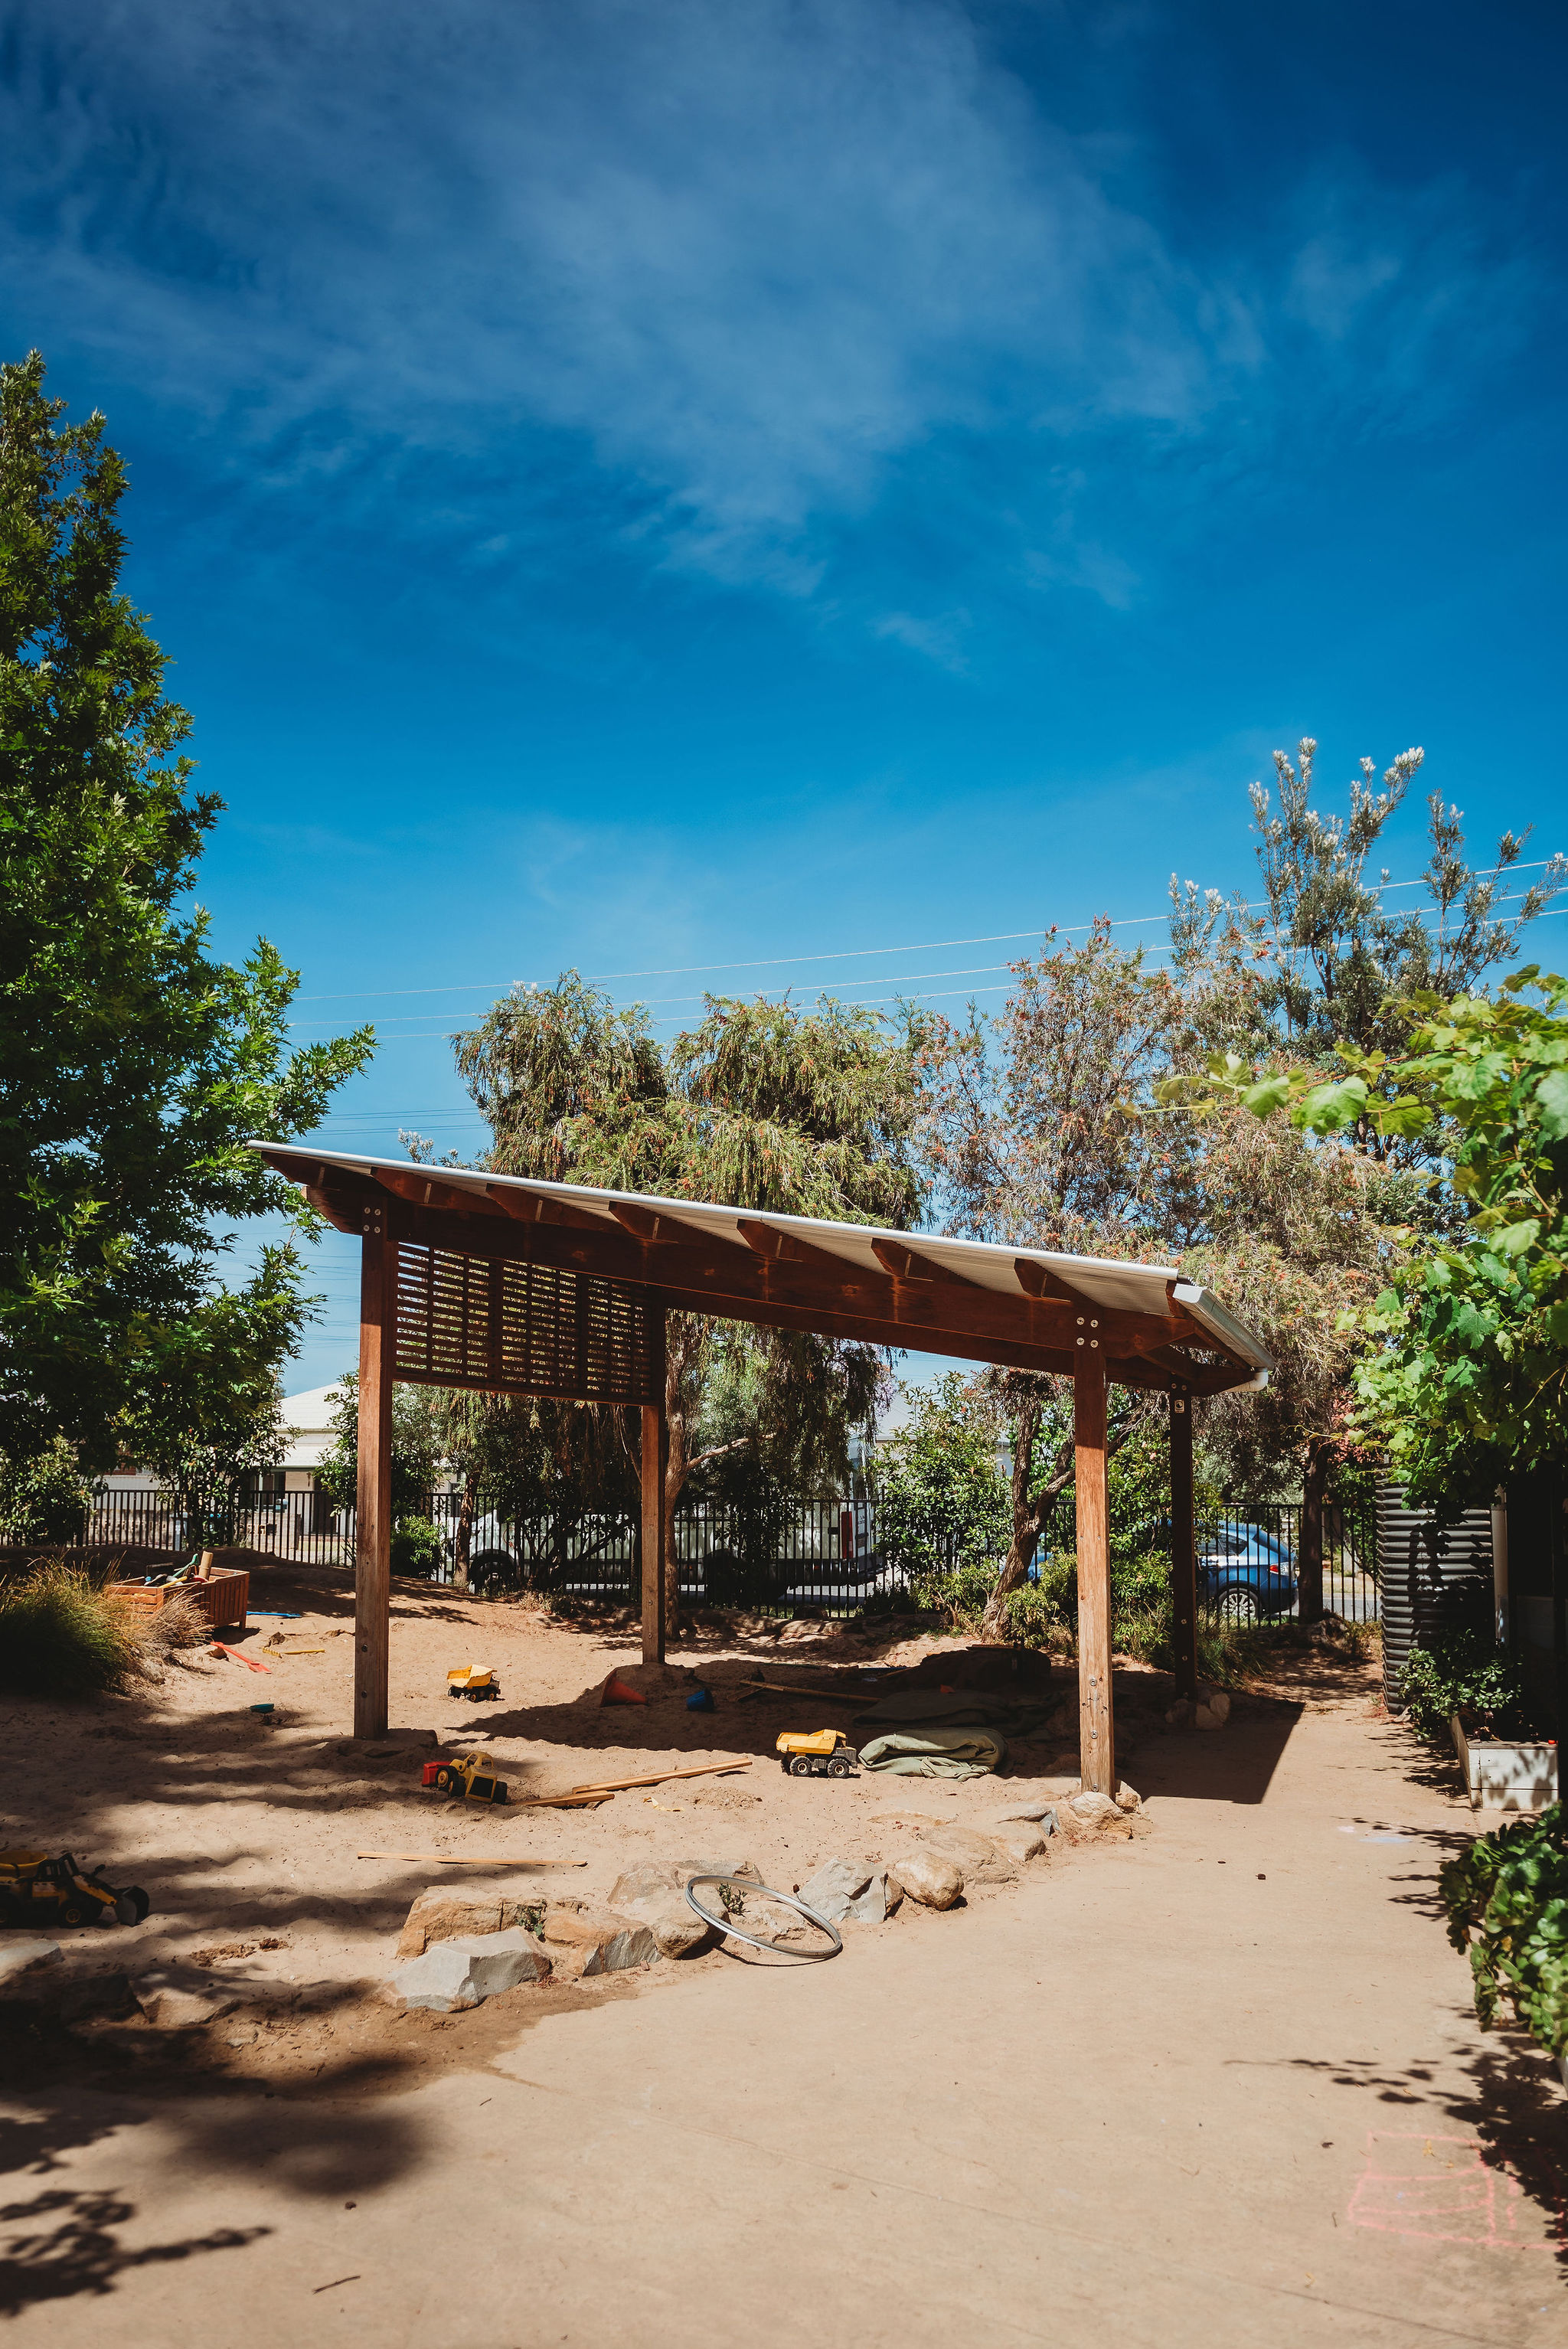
[1197,1524,1297,1622]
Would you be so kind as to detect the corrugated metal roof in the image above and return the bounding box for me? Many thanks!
[251,1142,1274,1381]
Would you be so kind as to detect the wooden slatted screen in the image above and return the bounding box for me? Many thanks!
[390,1240,658,1403]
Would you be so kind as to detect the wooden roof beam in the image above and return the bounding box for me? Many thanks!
[484,1183,613,1234]
[870,1238,982,1288]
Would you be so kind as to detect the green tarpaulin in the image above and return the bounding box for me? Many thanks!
[856,1725,1008,1778]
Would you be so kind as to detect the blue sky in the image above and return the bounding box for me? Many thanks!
[5,0,1566,1390]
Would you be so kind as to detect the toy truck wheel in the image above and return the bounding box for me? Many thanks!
[58,1902,86,1926]
[435,1768,454,1792]
[827,1757,854,1777]
[790,1756,816,1776]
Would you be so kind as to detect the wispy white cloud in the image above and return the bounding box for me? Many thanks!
[0,1,1544,603]
[2,0,1221,574]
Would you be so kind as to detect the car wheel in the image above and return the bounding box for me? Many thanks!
[1217,1586,1259,1625]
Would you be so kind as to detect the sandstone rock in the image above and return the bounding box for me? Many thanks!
[1164,1699,1191,1727]
[888,1849,964,1909]
[778,1616,831,1643]
[541,1906,661,1979]
[386,1926,554,2012]
[1194,1691,1233,1730]
[396,1890,546,1960]
[134,1965,243,2029]
[1115,1782,1143,1812]
[609,1858,759,1957]
[988,1799,1058,1827]
[0,1937,61,1993]
[795,1857,900,1925]
[915,1824,1016,1883]
[1068,1791,1122,1826]
[986,1823,1049,1866]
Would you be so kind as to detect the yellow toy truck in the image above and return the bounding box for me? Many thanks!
[0,1850,150,1929]
[446,1665,501,1703]
[428,1752,509,1803]
[776,1730,860,1779]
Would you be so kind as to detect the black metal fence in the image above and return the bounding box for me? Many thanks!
[67,1484,1380,1622]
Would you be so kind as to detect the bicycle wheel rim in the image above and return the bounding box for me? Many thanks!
[684,1875,842,1961]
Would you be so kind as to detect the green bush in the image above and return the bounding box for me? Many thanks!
[0,1557,143,1697]
[1401,1628,1531,1746]
[1439,1804,1568,2059]
[0,1437,92,1546]
[998,1580,1064,1650]
[390,1516,446,1578]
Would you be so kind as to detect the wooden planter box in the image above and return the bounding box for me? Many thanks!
[1452,1714,1559,1812]
[108,1570,250,1632]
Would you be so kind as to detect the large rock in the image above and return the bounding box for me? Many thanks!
[987,1823,1050,1866]
[609,1858,759,1959]
[988,1799,1058,1827]
[386,1926,553,2012]
[134,1965,243,2029]
[1195,1692,1232,1730]
[0,1938,61,1994]
[914,1824,1016,1883]
[888,1849,965,1910]
[795,1858,901,1925]
[396,1890,545,1959]
[540,1906,661,1979]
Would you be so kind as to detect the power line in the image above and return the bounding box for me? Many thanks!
[286,858,1565,1008]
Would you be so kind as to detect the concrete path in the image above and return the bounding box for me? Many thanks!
[4,1685,1565,2346]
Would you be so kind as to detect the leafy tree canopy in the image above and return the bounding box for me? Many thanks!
[0,352,372,1475]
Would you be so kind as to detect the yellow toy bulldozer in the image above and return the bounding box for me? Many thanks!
[429,1752,509,1803]
[0,1850,150,1929]
[776,1729,860,1779]
[446,1664,501,1703]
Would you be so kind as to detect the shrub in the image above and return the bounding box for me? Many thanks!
[0,1437,92,1545]
[0,1557,144,1697]
[1400,1628,1532,1746]
[1439,1805,1568,2060]
[390,1516,446,1578]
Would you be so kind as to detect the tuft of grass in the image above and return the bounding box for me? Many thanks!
[0,1557,146,1697]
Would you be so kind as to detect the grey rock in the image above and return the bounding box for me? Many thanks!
[888,1848,964,1909]
[610,1858,760,1959]
[397,1890,545,1959]
[795,1857,900,1925]
[987,1800,1058,1827]
[386,1925,554,2012]
[0,1937,61,1994]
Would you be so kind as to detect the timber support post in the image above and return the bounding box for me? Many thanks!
[641,1303,668,1666]
[354,1202,394,1740]
[1075,1341,1115,1795]
[1170,1388,1197,1704]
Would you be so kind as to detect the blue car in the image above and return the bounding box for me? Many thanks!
[1197,1524,1298,1622]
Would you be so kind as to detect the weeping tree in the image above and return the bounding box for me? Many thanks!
[455,977,933,1627]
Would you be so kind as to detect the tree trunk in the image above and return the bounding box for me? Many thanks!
[1299,1437,1328,1624]
[981,1397,1076,1638]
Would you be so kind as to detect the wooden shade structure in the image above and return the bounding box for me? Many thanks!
[251,1143,1273,1794]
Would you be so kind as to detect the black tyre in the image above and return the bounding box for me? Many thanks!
[435,1767,454,1792]
[790,1756,816,1776]
[826,1758,854,1778]
[128,1887,151,1923]
[58,1902,86,1927]
[1217,1585,1259,1625]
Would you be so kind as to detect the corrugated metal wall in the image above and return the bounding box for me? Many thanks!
[1377,1480,1493,1712]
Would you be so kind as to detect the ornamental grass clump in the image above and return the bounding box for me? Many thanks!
[1439,1805,1568,2061]
[0,1557,144,1697]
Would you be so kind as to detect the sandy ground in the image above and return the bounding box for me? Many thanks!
[3,1568,1566,2344]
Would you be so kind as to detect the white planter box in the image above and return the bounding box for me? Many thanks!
[1452,1714,1559,1812]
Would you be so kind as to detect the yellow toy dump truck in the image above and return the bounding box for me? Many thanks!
[0,1850,150,1929]
[446,1664,501,1703]
[776,1730,860,1779]
[429,1752,509,1803]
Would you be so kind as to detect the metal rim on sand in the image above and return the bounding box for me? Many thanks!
[684,1875,843,1961]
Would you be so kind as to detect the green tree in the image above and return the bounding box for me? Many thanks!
[1207,968,1568,1509]
[0,353,372,1476]
[456,977,928,1629]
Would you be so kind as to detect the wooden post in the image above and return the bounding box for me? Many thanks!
[1075,1343,1115,1795]
[1170,1389,1197,1705]
[641,1304,668,1666]
[354,1204,394,1741]
[1300,1436,1327,1623]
